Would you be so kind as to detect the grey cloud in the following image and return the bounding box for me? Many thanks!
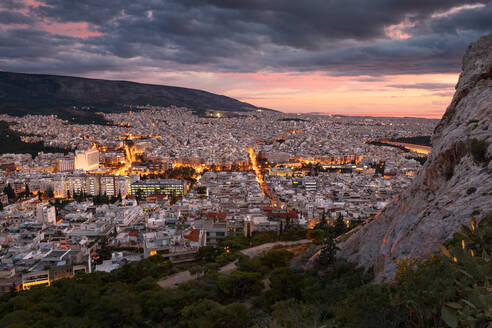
[0,28,74,59]
[0,0,491,77]
[37,0,487,48]
[428,3,492,34]
[0,10,33,24]
[387,83,455,90]
[0,0,27,10]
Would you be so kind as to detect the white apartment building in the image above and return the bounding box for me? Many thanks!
[74,150,100,171]
[36,205,56,224]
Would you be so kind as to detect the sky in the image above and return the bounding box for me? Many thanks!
[1,1,491,118]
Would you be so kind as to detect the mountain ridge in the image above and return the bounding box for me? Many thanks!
[0,71,271,123]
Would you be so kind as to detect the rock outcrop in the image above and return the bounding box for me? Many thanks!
[338,34,492,282]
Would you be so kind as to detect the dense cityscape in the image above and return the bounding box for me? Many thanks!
[1,0,490,326]
[0,107,436,291]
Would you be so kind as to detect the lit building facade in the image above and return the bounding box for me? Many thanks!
[100,176,116,196]
[74,150,100,171]
[56,158,74,172]
[130,179,185,197]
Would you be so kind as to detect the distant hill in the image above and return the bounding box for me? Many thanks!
[0,71,270,124]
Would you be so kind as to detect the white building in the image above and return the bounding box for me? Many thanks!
[53,179,67,198]
[100,176,116,196]
[36,205,56,224]
[74,150,100,171]
[56,158,74,172]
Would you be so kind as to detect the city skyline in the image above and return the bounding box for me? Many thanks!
[1,1,491,118]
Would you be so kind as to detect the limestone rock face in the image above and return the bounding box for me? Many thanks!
[338,34,492,282]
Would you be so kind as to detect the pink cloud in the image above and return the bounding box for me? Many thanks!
[40,21,102,38]
[384,21,413,40]
[3,0,102,38]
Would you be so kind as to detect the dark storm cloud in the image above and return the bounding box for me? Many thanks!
[429,3,492,34]
[0,28,74,59]
[0,10,32,24]
[0,0,491,76]
[37,0,488,48]
[0,0,27,10]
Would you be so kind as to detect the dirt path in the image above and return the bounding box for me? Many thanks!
[240,239,312,257]
[157,239,312,288]
[157,270,202,288]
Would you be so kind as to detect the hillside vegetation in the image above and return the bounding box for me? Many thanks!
[0,216,489,328]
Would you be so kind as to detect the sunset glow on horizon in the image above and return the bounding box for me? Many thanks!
[1,0,490,119]
[79,70,457,119]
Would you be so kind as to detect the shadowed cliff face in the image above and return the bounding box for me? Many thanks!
[338,34,492,282]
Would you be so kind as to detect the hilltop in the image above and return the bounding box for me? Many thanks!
[0,71,269,123]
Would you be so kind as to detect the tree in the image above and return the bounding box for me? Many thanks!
[74,191,83,202]
[271,299,320,328]
[181,299,221,328]
[101,192,109,204]
[197,246,220,263]
[181,300,252,328]
[219,234,249,253]
[45,186,54,198]
[4,183,15,201]
[189,265,203,278]
[24,183,30,198]
[267,267,303,304]
[260,249,293,270]
[314,213,329,231]
[217,271,264,301]
[349,218,363,230]
[318,235,339,267]
[334,214,347,237]
[135,188,144,201]
[280,226,307,241]
[306,229,324,245]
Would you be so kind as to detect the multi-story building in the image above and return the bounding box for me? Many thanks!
[100,176,116,196]
[53,178,67,198]
[86,176,99,196]
[303,177,317,192]
[22,270,50,290]
[203,219,228,246]
[36,205,56,224]
[74,150,100,171]
[268,167,293,177]
[130,179,185,197]
[55,158,74,172]
[115,176,132,197]
[67,175,87,195]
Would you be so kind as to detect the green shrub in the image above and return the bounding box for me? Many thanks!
[470,139,488,164]
[259,249,293,269]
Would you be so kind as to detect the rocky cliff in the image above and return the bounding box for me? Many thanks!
[338,34,492,282]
